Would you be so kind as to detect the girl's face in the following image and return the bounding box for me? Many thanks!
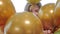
[29,5,40,15]
[29,5,40,12]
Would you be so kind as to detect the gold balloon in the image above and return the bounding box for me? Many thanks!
[54,7,60,28]
[38,3,55,31]
[27,0,41,4]
[40,3,55,15]
[4,12,43,34]
[0,0,16,31]
[54,0,60,31]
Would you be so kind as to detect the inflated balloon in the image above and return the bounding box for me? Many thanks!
[54,28,60,34]
[0,0,15,31]
[40,3,55,15]
[4,12,43,34]
[38,3,55,32]
[27,0,41,4]
[54,0,60,31]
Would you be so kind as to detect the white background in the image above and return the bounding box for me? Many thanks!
[11,0,57,13]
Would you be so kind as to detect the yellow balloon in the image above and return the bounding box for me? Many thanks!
[27,0,41,4]
[38,3,55,32]
[4,12,43,34]
[41,3,55,14]
[0,0,16,31]
[54,0,60,31]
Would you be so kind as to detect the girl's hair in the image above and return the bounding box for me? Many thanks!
[24,3,41,12]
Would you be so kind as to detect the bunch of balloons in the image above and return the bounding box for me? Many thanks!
[0,0,60,34]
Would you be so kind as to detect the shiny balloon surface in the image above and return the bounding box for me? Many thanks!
[54,1,60,31]
[4,12,43,34]
[38,3,55,31]
[27,0,41,4]
[0,0,15,31]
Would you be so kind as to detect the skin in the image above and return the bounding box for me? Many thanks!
[29,5,40,16]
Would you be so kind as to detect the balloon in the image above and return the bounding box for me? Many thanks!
[0,0,16,31]
[4,12,43,34]
[27,0,41,4]
[38,3,55,32]
[54,0,60,31]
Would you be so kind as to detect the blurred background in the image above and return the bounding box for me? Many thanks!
[11,0,57,13]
